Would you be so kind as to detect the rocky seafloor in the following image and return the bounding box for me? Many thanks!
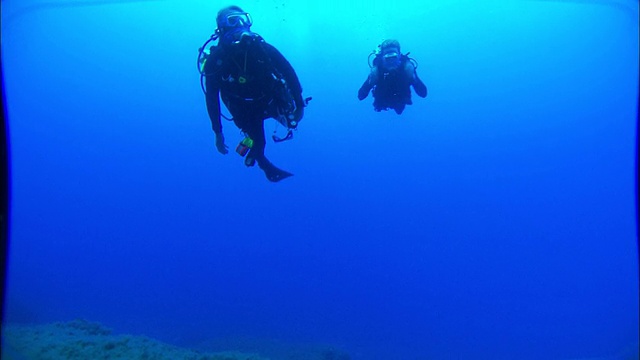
[1,319,352,360]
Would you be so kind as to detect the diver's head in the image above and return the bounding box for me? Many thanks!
[216,6,256,46]
[379,39,402,70]
[216,5,252,32]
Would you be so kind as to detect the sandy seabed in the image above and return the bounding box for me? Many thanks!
[1,319,267,360]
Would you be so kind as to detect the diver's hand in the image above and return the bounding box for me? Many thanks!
[215,133,228,154]
[292,98,305,123]
[292,106,304,124]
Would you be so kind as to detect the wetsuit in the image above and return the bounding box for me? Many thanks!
[358,57,427,114]
[205,38,304,181]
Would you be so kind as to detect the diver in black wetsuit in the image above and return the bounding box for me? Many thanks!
[358,39,427,114]
[201,5,306,182]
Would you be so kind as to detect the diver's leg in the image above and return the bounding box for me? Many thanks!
[244,118,266,167]
[238,116,292,182]
[250,122,293,182]
[232,114,264,167]
[373,97,382,112]
[257,158,293,182]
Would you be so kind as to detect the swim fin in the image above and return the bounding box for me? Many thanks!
[259,159,293,182]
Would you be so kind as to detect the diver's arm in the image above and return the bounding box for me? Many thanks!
[205,85,228,154]
[205,79,223,135]
[412,73,427,98]
[203,47,224,135]
[204,57,228,154]
[358,76,373,100]
[406,62,427,98]
[358,68,377,100]
[263,43,305,118]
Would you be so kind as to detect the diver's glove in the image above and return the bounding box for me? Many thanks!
[215,132,229,154]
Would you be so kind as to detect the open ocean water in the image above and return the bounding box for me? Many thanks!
[1,1,638,359]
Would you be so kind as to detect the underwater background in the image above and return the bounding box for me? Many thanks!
[1,0,639,359]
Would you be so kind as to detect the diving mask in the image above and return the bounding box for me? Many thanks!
[220,12,253,29]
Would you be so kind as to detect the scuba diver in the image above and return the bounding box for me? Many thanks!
[199,5,308,182]
[358,39,427,114]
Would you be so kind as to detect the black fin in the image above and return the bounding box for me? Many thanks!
[261,162,293,182]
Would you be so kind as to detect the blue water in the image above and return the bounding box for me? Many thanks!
[2,1,638,359]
